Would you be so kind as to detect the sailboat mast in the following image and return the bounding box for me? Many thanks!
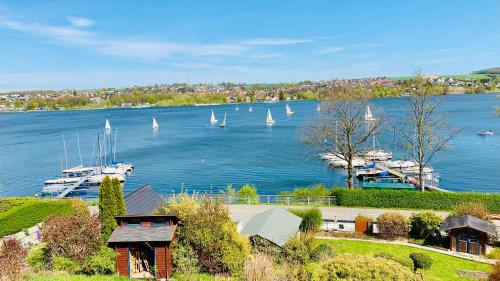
[62,135,68,170]
[76,132,83,167]
[113,129,118,162]
[97,132,103,169]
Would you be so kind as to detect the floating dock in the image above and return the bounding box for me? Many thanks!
[375,164,449,192]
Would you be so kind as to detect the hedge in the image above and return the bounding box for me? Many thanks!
[0,199,75,237]
[331,188,500,212]
[0,197,38,213]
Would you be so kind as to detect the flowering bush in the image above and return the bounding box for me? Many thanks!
[377,212,409,240]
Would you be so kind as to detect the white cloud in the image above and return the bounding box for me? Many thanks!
[66,16,95,27]
[320,43,382,54]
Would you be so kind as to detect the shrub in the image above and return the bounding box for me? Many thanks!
[451,201,489,220]
[172,241,200,274]
[0,238,28,281]
[249,236,282,257]
[82,246,116,275]
[489,261,500,281]
[41,215,102,263]
[282,237,309,264]
[377,212,409,240]
[289,208,323,233]
[71,199,90,217]
[0,200,74,237]
[156,194,250,275]
[52,256,80,274]
[374,252,413,269]
[282,184,331,198]
[112,177,126,216]
[331,188,500,211]
[409,252,433,272]
[409,212,443,239]
[237,185,259,204]
[318,254,419,281]
[27,243,49,271]
[244,253,274,281]
[310,243,336,261]
[99,176,117,241]
[0,197,37,213]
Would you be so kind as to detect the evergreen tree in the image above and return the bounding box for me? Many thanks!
[112,177,126,216]
[99,176,117,241]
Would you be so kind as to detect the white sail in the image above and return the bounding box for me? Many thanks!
[152,117,159,129]
[235,106,239,111]
[365,105,376,121]
[210,110,218,124]
[266,109,275,126]
[249,106,253,112]
[316,104,321,112]
[220,113,226,127]
[286,103,294,115]
[105,119,111,131]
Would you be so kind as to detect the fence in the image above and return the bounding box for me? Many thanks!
[161,193,337,206]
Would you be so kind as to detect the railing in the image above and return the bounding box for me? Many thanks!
[161,193,337,206]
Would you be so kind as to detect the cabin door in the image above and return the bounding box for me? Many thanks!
[456,231,481,255]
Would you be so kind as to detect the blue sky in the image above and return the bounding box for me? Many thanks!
[0,0,499,91]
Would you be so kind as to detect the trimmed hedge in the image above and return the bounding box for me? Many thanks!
[0,199,75,237]
[332,188,500,211]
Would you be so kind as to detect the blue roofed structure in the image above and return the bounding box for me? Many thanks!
[125,184,165,215]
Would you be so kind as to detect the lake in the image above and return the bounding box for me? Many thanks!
[0,93,499,197]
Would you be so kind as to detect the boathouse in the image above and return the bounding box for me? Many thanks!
[108,215,179,279]
[440,215,497,255]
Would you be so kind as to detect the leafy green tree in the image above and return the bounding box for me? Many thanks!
[112,178,126,216]
[409,212,442,239]
[99,176,117,240]
[237,184,259,204]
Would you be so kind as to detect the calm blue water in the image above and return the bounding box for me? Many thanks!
[0,93,499,197]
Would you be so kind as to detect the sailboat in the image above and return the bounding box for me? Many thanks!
[286,103,294,115]
[210,110,218,125]
[266,109,276,126]
[364,105,376,122]
[152,117,159,130]
[105,119,112,132]
[316,104,321,112]
[220,113,226,128]
[235,106,239,111]
[249,106,253,112]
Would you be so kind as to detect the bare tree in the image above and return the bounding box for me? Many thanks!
[399,74,461,191]
[304,87,384,189]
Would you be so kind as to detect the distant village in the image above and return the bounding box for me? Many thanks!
[0,75,498,112]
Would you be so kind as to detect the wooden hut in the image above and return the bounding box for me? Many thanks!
[108,215,179,279]
[440,215,497,255]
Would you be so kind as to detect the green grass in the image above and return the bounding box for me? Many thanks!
[0,197,38,213]
[29,273,130,281]
[318,239,491,281]
[0,199,75,237]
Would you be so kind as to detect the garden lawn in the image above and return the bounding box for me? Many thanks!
[0,198,75,237]
[319,239,491,281]
[29,274,130,281]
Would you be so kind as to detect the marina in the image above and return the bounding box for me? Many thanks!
[0,93,499,198]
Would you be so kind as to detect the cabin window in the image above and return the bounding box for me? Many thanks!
[152,222,167,227]
[339,224,344,230]
[125,222,141,227]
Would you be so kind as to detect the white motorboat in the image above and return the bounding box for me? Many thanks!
[362,149,393,161]
[319,152,341,161]
[266,109,276,126]
[364,105,376,122]
[478,129,493,136]
[328,157,367,168]
[401,166,434,175]
[210,110,218,125]
[61,166,96,178]
[102,165,128,176]
[382,160,417,169]
[286,103,294,115]
[84,174,125,186]
[152,117,159,130]
[44,177,82,185]
[220,113,227,128]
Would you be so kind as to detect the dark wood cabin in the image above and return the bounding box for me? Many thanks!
[108,215,179,279]
[440,215,497,255]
